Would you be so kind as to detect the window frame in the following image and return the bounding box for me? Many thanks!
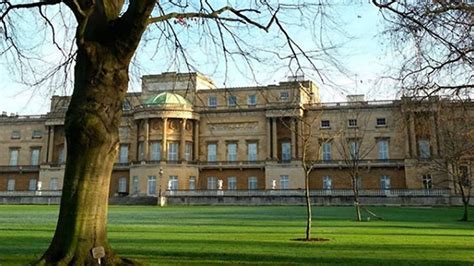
[280,175,289,189]
[208,96,217,108]
[30,148,40,166]
[280,91,289,101]
[348,119,358,128]
[247,94,257,106]
[207,143,217,162]
[167,142,179,162]
[376,118,387,127]
[227,95,237,107]
[377,139,389,160]
[247,142,258,162]
[227,142,238,162]
[323,176,332,190]
[281,141,292,162]
[228,176,237,190]
[248,176,258,190]
[9,148,19,166]
[320,120,330,128]
[147,176,157,195]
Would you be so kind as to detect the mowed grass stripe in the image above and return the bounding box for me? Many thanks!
[0,205,472,265]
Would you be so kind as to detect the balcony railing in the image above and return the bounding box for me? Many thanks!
[0,189,451,198]
[163,189,450,197]
[198,160,266,168]
[0,190,62,197]
[0,165,40,172]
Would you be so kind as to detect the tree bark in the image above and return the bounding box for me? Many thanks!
[305,171,312,240]
[36,43,133,265]
[352,176,362,222]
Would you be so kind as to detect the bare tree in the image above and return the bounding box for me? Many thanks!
[373,0,473,97]
[433,99,473,221]
[335,105,377,221]
[0,1,344,264]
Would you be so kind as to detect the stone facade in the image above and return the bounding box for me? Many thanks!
[0,72,472,199]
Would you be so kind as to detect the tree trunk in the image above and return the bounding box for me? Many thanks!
[36,44,132,265]
[352,176,362,222]
[305,172,312,240]
[461,202,468,222]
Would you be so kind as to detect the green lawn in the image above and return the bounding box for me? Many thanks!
[0,205,473,265]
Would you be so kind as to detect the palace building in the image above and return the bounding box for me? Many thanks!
[0,72,472,203]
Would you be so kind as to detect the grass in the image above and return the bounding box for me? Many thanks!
[0,205,473,265]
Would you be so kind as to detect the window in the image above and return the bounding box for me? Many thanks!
[422,174,432,189]
[28,179,37,191]
[280,91,289,101]
[118,144,129,163]
[227,142,237,162]
[228,177,237,190]
[31,148,40,165]
[247,94,257,106]
[147,176,157,195]
[376,118,386,126]
[138,141,145,161]
[227,95,237,107]
[349,140,359,160]
[189,176,196,190]
[207,177,217,190]
[150,142,161,161]
[168,142,179,161]
[322,142,331,162]
[11,130,21,139]
[58,145,65,164]
[348,119,357,127]
[132,176,139,194]
[49,178,59,190]
[7,179,15,191]
[248,176,258,190]
[247,142,257,162]
[380,175,390,190]
[185,142,193,161]
[208,96,217,108]
[281,141,291,161]
[32,130,42,139]
[118,177,127,193]
[418,139,431,159]
[169,176,178,190]
[280,175,289,189]
[378,139,389,160]
[9,149,19,166]
[207,143,217,162]
[323,176,332,190]
[321,120,330,128]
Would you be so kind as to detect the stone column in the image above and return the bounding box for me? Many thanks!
[194,121,199,161]
[45,126,54,163]
[266,118,272,159]
[144,119,150,161]
[296,118,303,159]
[409,113,417,157]
[162,117,168,161]
[290,118,296,159]
[47,126,55,163]
[272,118,278,160]
[404,115,411,158]
[180,118,187,161]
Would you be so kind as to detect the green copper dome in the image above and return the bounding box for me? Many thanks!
[144,92,191,107]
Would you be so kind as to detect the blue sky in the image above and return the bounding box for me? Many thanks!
[0,1,395,115]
